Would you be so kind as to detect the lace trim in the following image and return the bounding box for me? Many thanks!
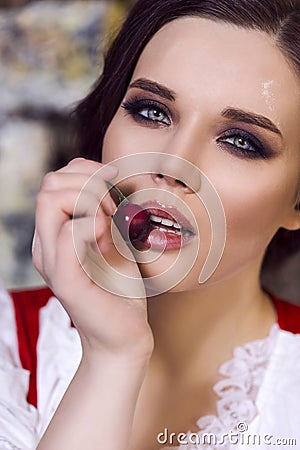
[163,323,279,450]
[0,438,22,450]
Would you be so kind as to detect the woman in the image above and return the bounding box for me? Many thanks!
[1,0,300,449]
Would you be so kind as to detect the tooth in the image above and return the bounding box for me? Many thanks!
[150,215,162,223]
[173,222,181,229]
[161,218,174,227]
[156,227,177,234]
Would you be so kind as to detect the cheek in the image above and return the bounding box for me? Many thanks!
[102,113,146,163]
[102,110,172,163]
[213,168,289,275]
[102,114,126,163]
[177,165,295,289]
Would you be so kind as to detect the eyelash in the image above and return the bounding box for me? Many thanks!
[216,129,269,159]
[122,97,171,126]
[121,97,271,159]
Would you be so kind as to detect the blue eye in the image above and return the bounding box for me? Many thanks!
[223,135,255,152]
[122,98,171,126]
[217,129,269,159]
[139,106,170,124]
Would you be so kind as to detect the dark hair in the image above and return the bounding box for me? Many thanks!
[75,0,300,161]
[74,0,300,299]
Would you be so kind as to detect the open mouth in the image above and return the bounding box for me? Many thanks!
[139,201,196,250]
[148,212,195,236]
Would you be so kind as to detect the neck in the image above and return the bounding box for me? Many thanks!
[147,258,276,377]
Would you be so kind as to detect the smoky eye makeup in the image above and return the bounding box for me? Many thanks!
[216,127,277,160]
[121,93,278,161]
[121,95,173,127]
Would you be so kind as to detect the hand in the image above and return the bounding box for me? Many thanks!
[32,158,154,361]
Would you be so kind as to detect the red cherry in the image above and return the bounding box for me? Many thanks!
[113,202,151,243]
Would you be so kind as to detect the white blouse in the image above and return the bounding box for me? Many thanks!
[0,285,299,450]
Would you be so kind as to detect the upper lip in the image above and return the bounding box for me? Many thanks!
[140,200,196,234]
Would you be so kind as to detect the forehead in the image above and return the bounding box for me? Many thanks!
[132,17,300,137]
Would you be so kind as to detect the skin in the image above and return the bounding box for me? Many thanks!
[103,17,300,289]
[34,18,300,450]
[103,18,300,446]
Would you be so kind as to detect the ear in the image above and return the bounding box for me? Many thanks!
[281,202,300,231]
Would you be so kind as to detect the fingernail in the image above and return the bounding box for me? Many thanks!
[102,164,119,180]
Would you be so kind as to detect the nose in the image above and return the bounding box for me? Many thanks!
[150,153,202,193]
[151,172,194,193]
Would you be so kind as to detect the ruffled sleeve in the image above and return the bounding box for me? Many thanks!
[0,286,39,450]
[0,285,82,449]
[245,330,300,449]
[35,297,82,438]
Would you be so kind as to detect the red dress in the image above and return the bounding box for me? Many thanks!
[8,286,300,408]
[1,285,300,450]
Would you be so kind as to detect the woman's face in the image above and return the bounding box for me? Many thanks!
[102,17,300,292]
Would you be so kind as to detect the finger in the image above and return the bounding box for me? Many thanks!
[58,216,147,303]
[40,171,117,217]
[35,188,110,270]
[58,158,118,181]
[32,229,48,280]
[60,215,112,266]
[52,215,114,298]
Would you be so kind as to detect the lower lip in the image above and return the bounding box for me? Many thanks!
[139,224,195,250]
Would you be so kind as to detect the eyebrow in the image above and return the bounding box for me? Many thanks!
[129,78,176,101]
[221,107,282,138]
[128,79,282,138]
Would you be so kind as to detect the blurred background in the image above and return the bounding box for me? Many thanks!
[0,0,298,303]
[0,0,134,288]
